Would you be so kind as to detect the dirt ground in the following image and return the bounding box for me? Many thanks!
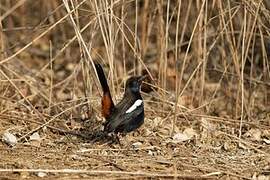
[1,98,270,179]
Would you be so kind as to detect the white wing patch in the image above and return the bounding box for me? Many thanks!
[125,99,143,113]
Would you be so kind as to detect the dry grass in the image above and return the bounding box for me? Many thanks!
[0,0,270,179]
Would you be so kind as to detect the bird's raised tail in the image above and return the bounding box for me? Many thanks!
[94,63,115,119]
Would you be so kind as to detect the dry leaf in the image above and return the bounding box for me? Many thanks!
[257,175,270,180]
[244,129,262,141]
[223,141,235,151]
[172,132,190,142]
[201,118,216,132]
[183,128,197,139]
[238,142,249,150]
[172,128,197,143]
[263,139,270,144]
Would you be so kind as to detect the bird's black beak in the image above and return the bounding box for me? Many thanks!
[138,75,148,83]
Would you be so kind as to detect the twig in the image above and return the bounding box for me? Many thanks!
[0,168,212,178]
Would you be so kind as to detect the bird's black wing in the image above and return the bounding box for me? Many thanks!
[116,105,144,133]
[104,99,144,133]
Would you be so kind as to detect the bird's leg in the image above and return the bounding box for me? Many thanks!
[114,133,121,144]
[112,133,128,147]
[119,133,131,147]
[108,133,120,144]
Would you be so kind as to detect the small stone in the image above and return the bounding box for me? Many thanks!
[2,131,17,146]
[36,172,47,177]
[148,150,154,156]
[29,132,40,141]
[132,142,142,148]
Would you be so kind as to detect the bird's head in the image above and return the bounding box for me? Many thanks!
[125,75,147,94]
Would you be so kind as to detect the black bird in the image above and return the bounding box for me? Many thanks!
[94,63,146,134]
